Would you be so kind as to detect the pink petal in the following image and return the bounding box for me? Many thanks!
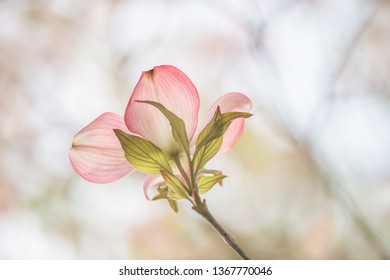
[69,112,135,184]
[124,65,200,152]
[198,92,252,154]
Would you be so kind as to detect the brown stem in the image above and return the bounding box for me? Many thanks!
[193,199,250,260]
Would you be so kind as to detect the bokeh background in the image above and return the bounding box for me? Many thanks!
[1,0,389,259]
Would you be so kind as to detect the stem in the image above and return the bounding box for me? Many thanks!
[193,197,250,260]
[188,154,196,192]
[173,157,192,192]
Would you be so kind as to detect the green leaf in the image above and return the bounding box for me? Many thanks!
[168,199,179,213]
[114,129,172,174]
[193,107,252,173]
[152,185,179,213]
[193,107,222,173]
[152,184,169,201]
[197,109,252,149]
[199,168,224,174]
[160,170,189,200]
[195,106,222,149]
[136,100,190,156]
[193,137,223,173]
[197,173,227,194]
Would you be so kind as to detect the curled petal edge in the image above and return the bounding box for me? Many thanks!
[143,175,164,200]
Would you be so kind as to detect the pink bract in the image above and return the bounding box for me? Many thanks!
[69,112,135,183]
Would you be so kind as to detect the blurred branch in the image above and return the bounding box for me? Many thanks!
[193,199,250,260]
[201,0,304,46]
[293,136,390,259]
[308,2,379,138]
[268,1,389,259]
[213,0,389,258]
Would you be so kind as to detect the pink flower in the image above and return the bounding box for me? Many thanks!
[69,65,252,197]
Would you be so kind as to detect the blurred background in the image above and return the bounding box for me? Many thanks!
[0,0,389,259]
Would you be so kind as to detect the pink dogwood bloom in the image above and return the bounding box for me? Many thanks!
[70,65,252,196]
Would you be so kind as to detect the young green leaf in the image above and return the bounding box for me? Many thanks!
[160,170,189,200]
[136,100,190,156]
[197,173,227,194]
[168,199,179,213]
[196,106,222,148]
[114,129,172,174]
[152,184,179,213]
[193,107,252,173]
[197,110,252,149]
[152,184,169,201]
[193,137,223,173]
